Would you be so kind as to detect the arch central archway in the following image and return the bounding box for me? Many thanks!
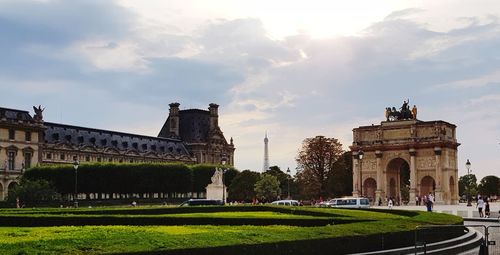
[386,158,410,205]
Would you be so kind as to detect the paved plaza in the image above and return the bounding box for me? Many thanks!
[372,202,500,219]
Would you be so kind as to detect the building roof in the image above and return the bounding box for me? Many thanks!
[0,107,34,122]
[44,122,191,155]
[158,109,211,143]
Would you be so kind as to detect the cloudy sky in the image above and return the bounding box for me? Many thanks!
[1,0,499,179]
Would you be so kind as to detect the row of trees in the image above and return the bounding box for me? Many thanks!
[459,174,500,198]
[17,163,237,200]
[228,136,353,202]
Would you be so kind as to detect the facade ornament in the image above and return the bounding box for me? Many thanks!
[411,105,417,120]
[33,105,45,123]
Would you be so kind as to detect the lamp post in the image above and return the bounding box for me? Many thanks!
[286,167,291,199]
[221,155,227,205]
[359,150,364,197]
[465,159,472,207]
[73,159,79,208]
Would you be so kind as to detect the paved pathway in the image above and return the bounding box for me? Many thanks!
[372,202,500,219]
[373,203,500,254]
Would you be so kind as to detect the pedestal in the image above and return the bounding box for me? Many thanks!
[206,184,227,202]
[409,189,416,205]
[375,190,383,206]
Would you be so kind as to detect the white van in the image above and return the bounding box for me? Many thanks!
[270,200,301,206]
[329,197,370,208]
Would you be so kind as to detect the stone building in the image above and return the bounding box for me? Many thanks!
[350,116,460,205]
[0,103,234,200]
[0,107,45,200]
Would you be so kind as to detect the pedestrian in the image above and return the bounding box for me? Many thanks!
[378,197,382,206]
[485,199,490,218]
[477,196,485,218]
[426,193,434,212]
[388,198,393,209]
[415,196,419,206]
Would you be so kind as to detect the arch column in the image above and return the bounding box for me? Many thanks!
[409,149,417,205]
[352,152,360,197]
[375,151,384,205]
[434,147,444,204]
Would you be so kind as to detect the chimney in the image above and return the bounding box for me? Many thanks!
[208,103,219,130]
[169,102,180,137]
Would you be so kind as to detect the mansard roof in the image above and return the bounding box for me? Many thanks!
[0,107,34,122]
[44,122,191,156]
[158,108,211,143]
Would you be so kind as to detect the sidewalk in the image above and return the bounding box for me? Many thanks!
[372,202,500,219]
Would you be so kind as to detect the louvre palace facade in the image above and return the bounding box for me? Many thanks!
[0,103,235,200]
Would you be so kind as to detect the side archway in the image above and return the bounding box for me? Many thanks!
[420,176,436,196]
[363,178,377,203]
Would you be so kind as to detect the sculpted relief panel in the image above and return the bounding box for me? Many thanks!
[416,156,436,169]
[361,159,377,171]
[360,131,377,141]
[417,127,435,138]
[384,129,410,140]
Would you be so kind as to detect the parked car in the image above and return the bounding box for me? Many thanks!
[179,199,224,206]
[328,197,370,208]
[270,200,301,206]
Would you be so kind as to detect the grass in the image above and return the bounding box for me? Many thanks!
[0,206,463,254]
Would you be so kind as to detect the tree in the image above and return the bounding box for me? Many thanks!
[254,174,281,202]
[296,136,344,198]
[227,170,261,202]
[266,166,292,198]
[8,179,59,206]
[478,175,500,197]
[326,151,353,197]
[459,174,478,201]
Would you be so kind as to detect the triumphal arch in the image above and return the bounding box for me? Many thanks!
[350,101,460,205]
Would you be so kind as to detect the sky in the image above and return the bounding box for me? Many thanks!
[0,0,499,179]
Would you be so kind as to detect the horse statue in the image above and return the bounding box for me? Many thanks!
[385,107,400,121]
[385,100,415,121]
[33,105,45,122]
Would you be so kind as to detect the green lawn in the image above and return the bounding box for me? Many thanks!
[0,206,463,254]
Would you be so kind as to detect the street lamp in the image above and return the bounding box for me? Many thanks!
[221,155,227,205]
[358,150,364,197]
[465,159,472,207]
[286,167,291,199]
[73,159,79,208]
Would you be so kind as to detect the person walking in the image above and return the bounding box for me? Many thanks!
[388,198,393,209]
[426,193,434,212]
[485,198,490,218]
[477,196,485,218]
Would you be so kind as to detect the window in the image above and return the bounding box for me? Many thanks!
[46,153,52,159]
[24,152,32,169]
[25,131,32,142]
[7,151,15,170]
[8,129,15,140]
[60,154,65,160]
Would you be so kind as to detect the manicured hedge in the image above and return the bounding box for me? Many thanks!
[23,163,237,196]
